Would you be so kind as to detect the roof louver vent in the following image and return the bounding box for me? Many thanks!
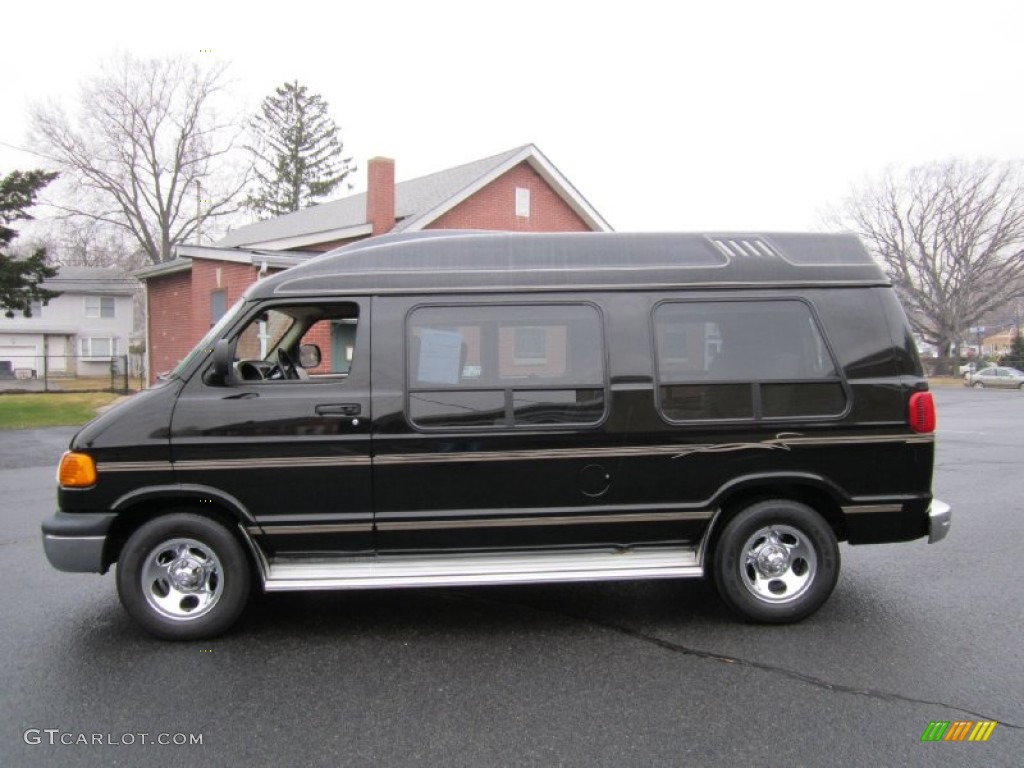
[708,237,779,260]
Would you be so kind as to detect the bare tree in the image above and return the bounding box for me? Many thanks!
[26,219,146,271]
[833,159,1024,367]
[30,54,248,265]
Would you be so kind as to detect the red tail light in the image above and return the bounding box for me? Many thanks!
[908,392,935,433]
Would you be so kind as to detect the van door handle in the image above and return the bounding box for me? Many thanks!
[316,403,361,416]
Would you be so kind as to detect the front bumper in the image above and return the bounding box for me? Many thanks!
[41,512,117,573]
[928,500,952,543]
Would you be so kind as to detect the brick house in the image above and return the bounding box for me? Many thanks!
[981,328,1018,357]
[136,144,611,382]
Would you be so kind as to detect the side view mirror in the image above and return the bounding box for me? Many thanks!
[299,343,322,369]
[207,339,234,386]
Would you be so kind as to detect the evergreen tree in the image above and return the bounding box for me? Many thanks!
[0,170,60,318]
[1000,332,1024,368]
[245,81,355,219]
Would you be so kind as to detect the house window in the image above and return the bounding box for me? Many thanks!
[85,296,115,319]
[515,187,530,218]
[80,337,117,358]
[513,327,547,364]
[210,290,226,326]
[29,300,42,318]
[330,319,358,373]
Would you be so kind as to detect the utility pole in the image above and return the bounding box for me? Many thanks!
[195,180,201,245]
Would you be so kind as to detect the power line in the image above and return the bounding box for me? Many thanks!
[0,140,59,163]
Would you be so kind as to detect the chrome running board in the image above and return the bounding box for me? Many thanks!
[263,546,702,591]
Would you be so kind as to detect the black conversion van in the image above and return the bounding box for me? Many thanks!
[42,231,950,639]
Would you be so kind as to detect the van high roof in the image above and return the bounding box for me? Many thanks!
[250,230,888,298]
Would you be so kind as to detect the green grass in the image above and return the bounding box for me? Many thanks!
[0,393,119,430]
[927,376,965,388]
[54,375,142,392]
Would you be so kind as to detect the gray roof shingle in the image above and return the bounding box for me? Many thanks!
[217,145,530,248]
[42,266,136,295]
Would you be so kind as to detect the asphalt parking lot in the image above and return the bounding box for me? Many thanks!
[1,387,1021,767]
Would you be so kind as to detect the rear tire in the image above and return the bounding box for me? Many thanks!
[713,500,839,623]
[116,513,251,640]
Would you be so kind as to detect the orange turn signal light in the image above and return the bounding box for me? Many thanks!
[58,451,97,488]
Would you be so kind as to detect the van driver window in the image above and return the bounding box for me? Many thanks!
[231,303,360,382]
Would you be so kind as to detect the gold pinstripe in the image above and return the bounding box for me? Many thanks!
[94,433,931,472]
[376,510,713,532]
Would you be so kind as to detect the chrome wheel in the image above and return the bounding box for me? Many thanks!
[739,525,817,604]
[118,513,251,639]
[713,499,839,623]
[140,537,224,621]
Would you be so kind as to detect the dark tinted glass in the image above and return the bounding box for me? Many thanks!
[408,304,606,429]
[654,300,846,422]
[410,391,506,428]
[512,389,605,426]
[660,384,753,420]
[761,382,846,418]
[409,304,604,388]
[654,300,837,382]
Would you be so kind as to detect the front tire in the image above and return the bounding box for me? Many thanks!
[973,381,984,388]
[116,513,251,640]
[712,500,839,623]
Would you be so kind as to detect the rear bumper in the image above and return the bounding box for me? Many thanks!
[928,500,952,544]
[41,512,117,573]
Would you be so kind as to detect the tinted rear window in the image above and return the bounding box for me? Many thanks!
[653,300,847,422]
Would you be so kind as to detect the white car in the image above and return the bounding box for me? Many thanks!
[966,366,1024,389]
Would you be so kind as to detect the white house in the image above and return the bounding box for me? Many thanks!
[0,267,135,380]
[912,335,938,359]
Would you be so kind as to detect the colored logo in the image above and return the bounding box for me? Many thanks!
[921,721,996,742]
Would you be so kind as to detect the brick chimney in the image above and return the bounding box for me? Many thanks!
[367,156,396,235]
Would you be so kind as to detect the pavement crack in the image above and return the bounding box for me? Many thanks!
[581,613,1024,730]
[448,592,1023,730]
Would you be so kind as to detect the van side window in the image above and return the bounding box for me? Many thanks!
[653,300,847,421]
[407,304,606,428]
[232,303,360,382]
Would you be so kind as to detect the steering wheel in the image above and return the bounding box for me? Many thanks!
[238,361,264,381]
[276,348,300,380]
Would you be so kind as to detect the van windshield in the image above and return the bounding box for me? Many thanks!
[167,298,247,380]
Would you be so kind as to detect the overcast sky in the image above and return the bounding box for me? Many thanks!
[2,0,1022,234]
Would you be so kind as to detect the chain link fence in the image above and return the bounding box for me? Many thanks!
[0,354,142,393]
[923,358,988,377]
